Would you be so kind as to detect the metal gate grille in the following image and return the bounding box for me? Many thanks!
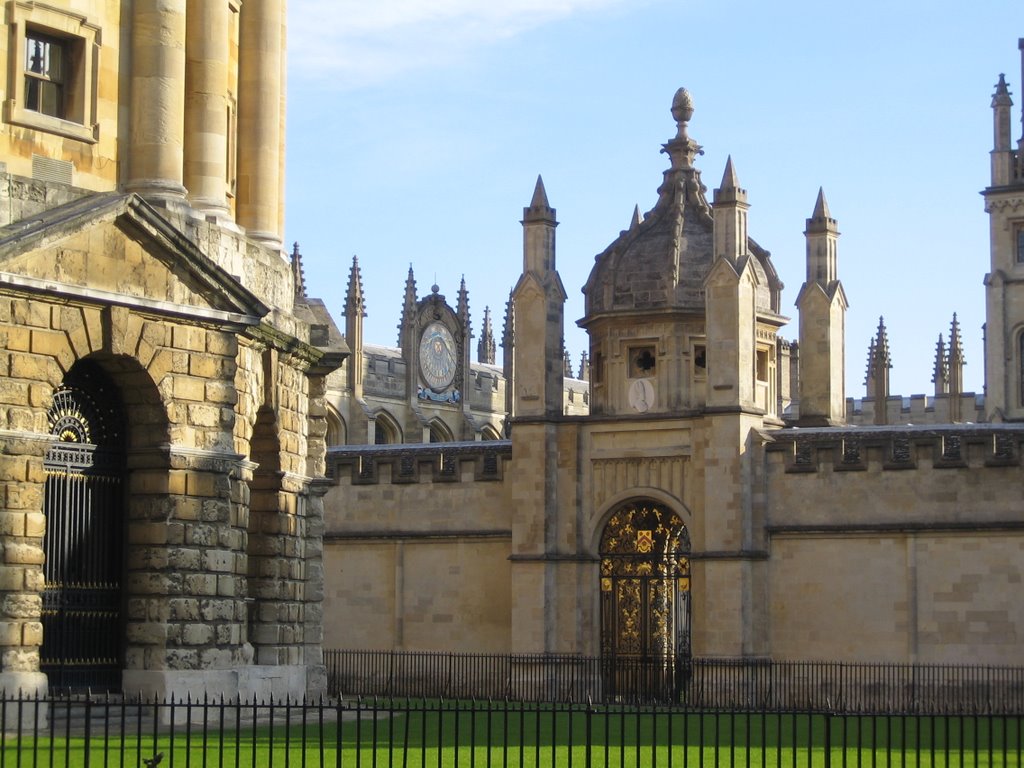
[599,502,690,702]
[42,362,125,692]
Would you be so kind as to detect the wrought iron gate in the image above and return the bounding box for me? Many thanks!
[41,361,126,692]
[599,501,690,702]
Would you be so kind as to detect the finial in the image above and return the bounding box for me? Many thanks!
[671,87,694,135]
[992,73,1013,107]
[432,283,439,294]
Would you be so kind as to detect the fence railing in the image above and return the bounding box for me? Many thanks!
[0,694,1021,767]
[326,650,1024,714]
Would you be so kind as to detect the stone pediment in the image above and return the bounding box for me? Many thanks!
[0,192,269,325]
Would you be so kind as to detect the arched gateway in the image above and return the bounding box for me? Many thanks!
[599,501,690,701]
[42,360,127,692]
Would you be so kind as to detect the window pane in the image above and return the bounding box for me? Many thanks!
[39,81,62,117]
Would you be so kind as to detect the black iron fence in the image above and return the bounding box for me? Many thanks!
[0,694,1021,767]
[326,650,1024,714]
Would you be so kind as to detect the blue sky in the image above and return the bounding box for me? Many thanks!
[285,0,1022,400]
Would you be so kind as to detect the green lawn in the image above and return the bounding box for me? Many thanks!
[2,708,1020,768]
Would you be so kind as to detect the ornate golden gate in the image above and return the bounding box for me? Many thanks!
[599,501,690,702]
[42,360,126,692]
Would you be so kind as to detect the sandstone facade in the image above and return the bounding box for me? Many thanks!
[0,0,342,700]
[322,52,1024,669]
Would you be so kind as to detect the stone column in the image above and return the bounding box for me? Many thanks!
[126,0,188,202]
[184,0,230,215]
[236,0,283,247]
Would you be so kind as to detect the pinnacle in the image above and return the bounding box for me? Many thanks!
[719,156,740,191]
[630,205,643,230]
[530,175,550,209]
[812,187,831,220]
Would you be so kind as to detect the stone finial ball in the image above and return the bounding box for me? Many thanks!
[671,87,694,125]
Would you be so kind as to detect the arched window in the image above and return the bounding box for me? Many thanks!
[373,412,401,444]
[428,420,454,443]
[480,425,501,441]
[325,406,345,446]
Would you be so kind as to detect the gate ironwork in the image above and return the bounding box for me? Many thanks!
[42,361,126,692]
[600,501,690,702]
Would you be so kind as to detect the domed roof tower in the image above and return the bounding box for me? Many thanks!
[580,88,786,417]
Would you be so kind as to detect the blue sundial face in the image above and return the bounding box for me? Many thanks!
[419,322,457,391]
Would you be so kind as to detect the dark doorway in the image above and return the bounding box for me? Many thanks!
[42,359,126,692]
[599,501,690,702]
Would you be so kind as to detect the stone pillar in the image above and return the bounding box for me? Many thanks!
[184,0,230,215]
[0,433,49,697]
[236,0,283,247]
[127,0,188,202]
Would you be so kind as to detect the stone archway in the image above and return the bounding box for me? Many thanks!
[42,358,128,692]
[599,500,690,702]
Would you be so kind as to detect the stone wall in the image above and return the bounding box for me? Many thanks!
[764,425,1024,664]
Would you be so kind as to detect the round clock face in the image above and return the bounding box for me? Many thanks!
[628,378,655,413]
[419,322,457,391]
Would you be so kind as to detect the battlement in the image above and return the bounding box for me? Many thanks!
[766,424,1023,474]
[326,440,512,484]
[844,392,985,426]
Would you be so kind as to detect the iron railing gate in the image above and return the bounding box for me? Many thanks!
[41,367,126,693]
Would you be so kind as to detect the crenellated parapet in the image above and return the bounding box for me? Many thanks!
[767,424,1022,474]
[326,440,512,484]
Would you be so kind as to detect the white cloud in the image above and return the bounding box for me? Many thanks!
[288,0,629,88]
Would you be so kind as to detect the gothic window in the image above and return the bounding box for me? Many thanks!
[428,420,453,443]
[373,412,401,444]
[1016,226,1024,264]
[325,406,345,446]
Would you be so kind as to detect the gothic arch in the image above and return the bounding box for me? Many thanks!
[373,411,402,444]
[428,419,454,443]
[480,424,502,441]
[325,405,346,446]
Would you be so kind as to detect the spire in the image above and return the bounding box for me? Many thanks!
[719,155,739,191]
[291,242,307,300]
[522,176,557,273]
[630,205,643,230]
[712,155,749,263]
[932,334,948,394]
[811,187,831,220]
[866,317,891,423]
[947,312,965,393]
[563,348,573,378]
[578,351,590,382]
[804,187,840,284]
[344,256,364,315]
[457,275,470,328]
[529,174,550,209]
[345,256,365,399]
[478,306,496,365]
[398,265,417,346]
[864,336,877,393]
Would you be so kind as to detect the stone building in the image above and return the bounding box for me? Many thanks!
[0,0,343,699]
[321,43,1024,670]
